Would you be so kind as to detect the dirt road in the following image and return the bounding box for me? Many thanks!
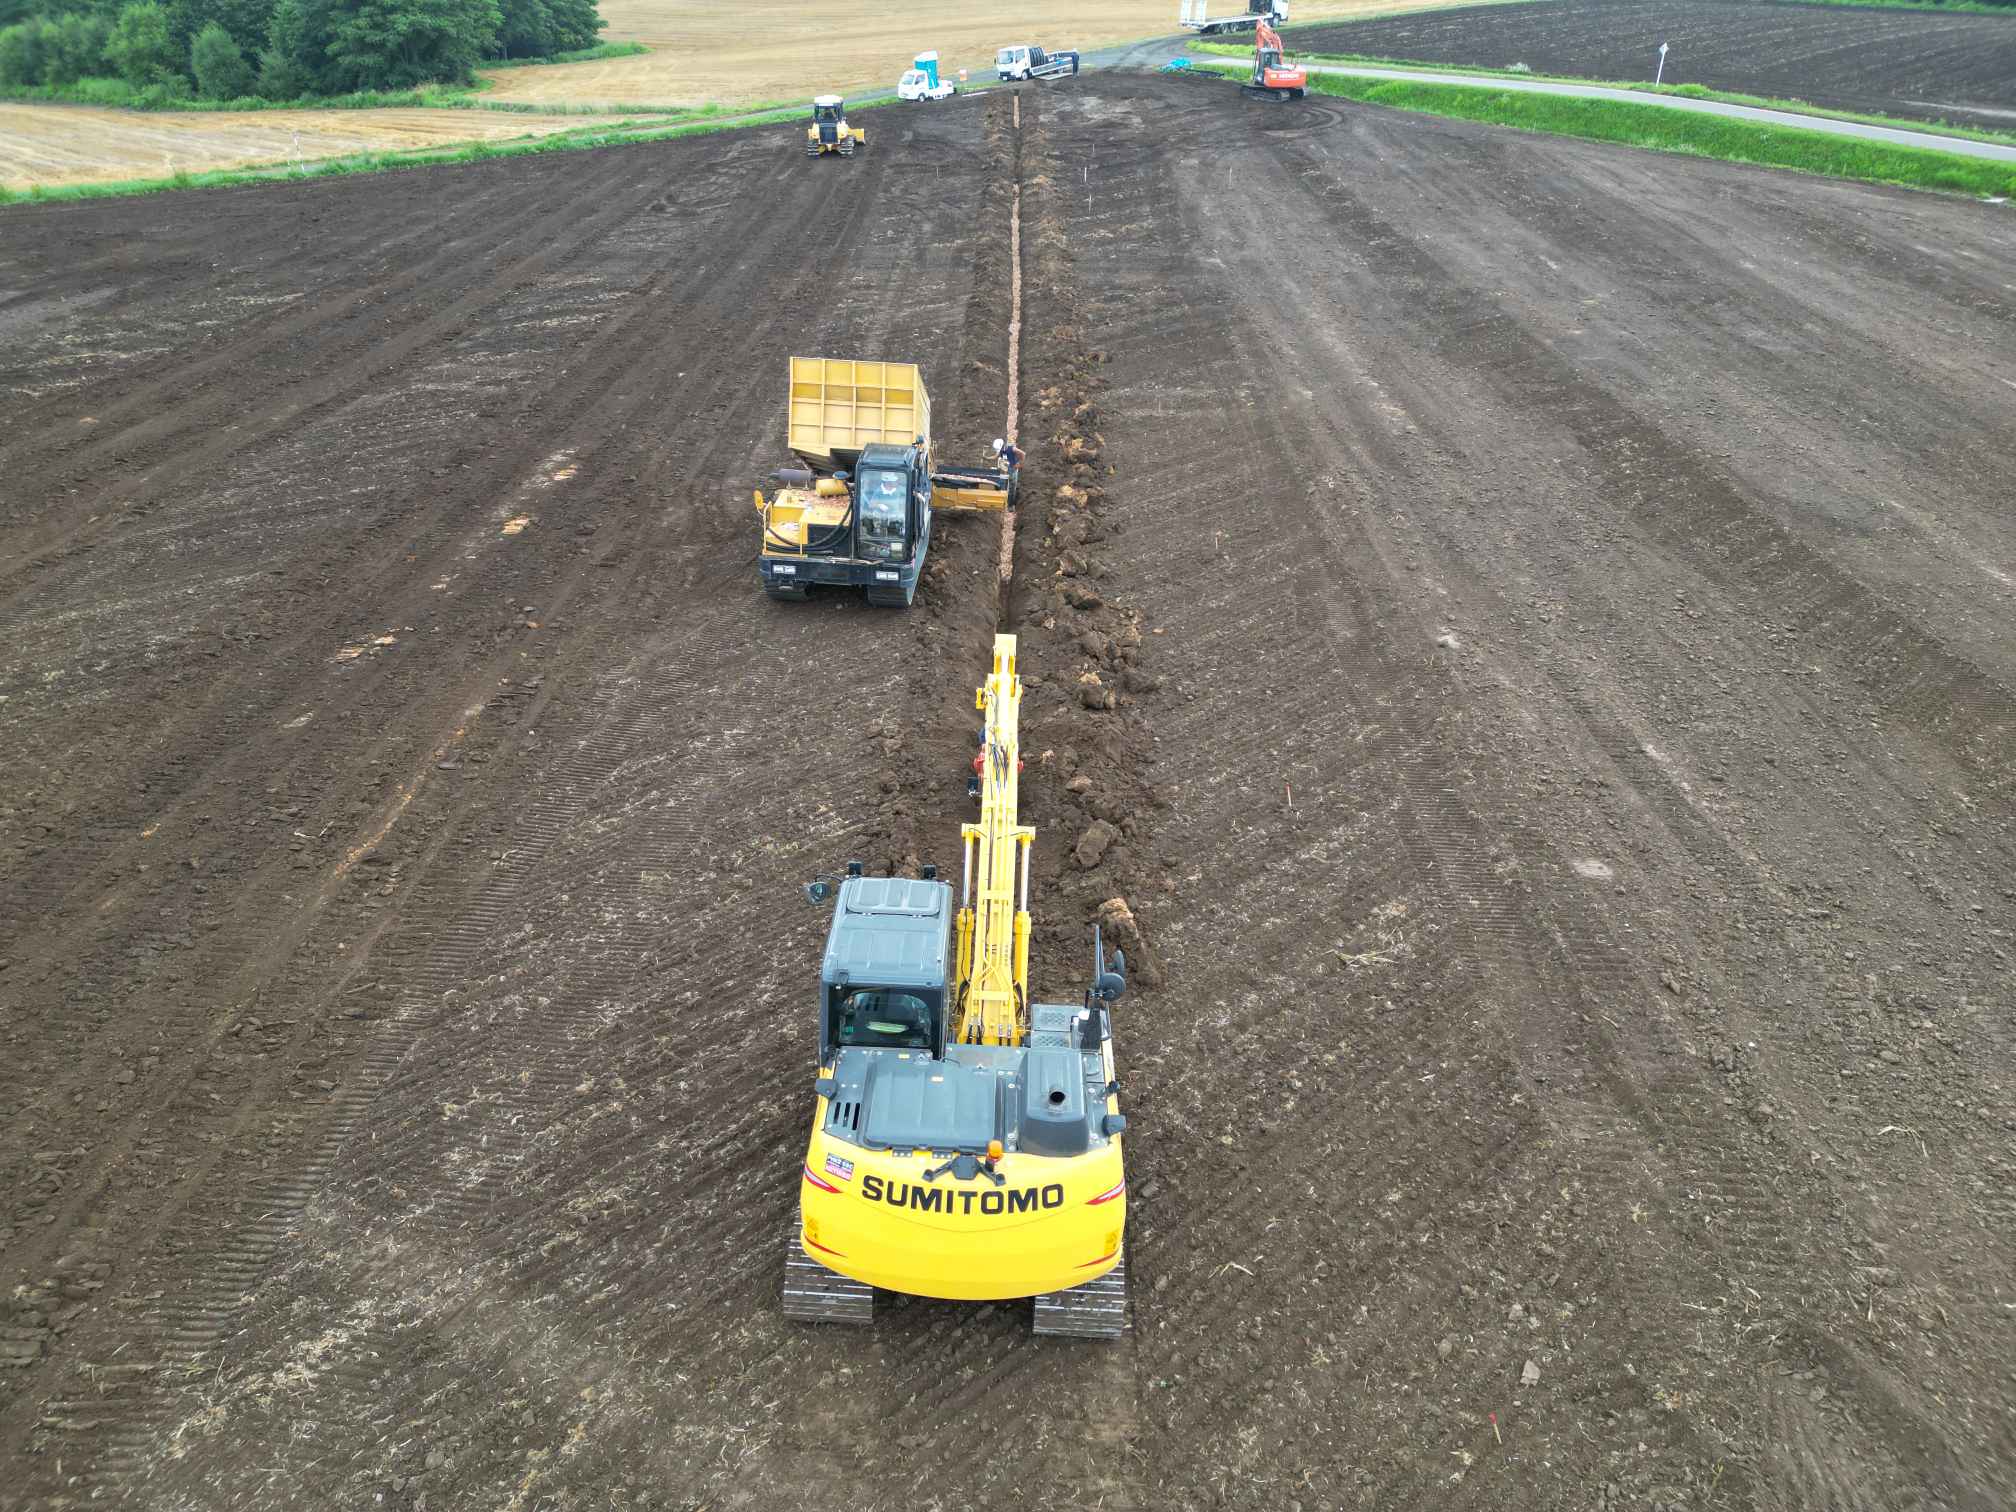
[3,74,2013,1511]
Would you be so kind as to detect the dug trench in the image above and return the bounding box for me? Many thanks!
[857,87,1171,1007]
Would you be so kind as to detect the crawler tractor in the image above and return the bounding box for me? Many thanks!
[785,635,1130,1338]
[806,94,866,156]
[753,358,1012,607]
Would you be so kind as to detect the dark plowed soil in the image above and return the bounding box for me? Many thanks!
[3,72,2014,1512]
[1297,0,2016,129]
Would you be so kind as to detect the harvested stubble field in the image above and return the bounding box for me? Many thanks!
[2,71,2015,1512]
[0,100,664,191]
[1297,0,2016,129]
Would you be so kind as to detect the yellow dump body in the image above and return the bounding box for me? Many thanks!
[788,357,929,470]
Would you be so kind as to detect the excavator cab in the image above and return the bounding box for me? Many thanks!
[834,987,938,1051]
[853,452,920,564]
[817,875,952,1062]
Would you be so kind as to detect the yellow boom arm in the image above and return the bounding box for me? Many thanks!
[953,634,1034,1046]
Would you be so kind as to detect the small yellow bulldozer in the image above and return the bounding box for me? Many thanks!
[807,95,866,157]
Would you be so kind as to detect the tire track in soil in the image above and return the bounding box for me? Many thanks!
[3,99,1025,1508]
[1269,120,2016,1504]
[0,132,805,930]
[1052,126,1711,1503]
[0,166,558,455]
[1038,74,2014,1511]
[0,150,679,577]
[1286,100,2008,1508]
[0,135,822,1304]
[0,122,857,1482]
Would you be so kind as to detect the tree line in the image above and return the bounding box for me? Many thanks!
[0,0,607,101]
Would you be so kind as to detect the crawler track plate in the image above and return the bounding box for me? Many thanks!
[1033,1257,1130,1339]
[782,1234,875,1325]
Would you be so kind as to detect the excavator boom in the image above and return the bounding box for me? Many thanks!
[954,634,1034,1045]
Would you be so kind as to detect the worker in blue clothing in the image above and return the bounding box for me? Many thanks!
[993,437,1024,504]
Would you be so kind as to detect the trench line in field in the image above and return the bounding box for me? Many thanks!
[1000,91,1023,585]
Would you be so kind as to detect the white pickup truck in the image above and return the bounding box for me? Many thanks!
[995,44,1081,81]
[898,51,956,102]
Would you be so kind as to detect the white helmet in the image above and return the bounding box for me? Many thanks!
[993,438,1006,452]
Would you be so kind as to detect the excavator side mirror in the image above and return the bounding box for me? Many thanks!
[805,881,833,904]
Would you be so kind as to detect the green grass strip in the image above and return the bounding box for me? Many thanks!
[1194,61,2016,198]
[0,93,916,207]
[1190,42,2016,146]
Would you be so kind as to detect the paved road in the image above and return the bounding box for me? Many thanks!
[1219,57,2016,164]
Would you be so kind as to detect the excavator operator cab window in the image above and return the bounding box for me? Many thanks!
[857,465,910,560]
[814,101,843,124]
[835,989,936,1051]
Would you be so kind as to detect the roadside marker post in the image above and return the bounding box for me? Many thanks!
[1656,42,1669,86]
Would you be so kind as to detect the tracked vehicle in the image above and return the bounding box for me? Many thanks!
[1244,17,1307,99]
[806,95,866,156]
[754,358,1012,607]
[785,635,1130,1337]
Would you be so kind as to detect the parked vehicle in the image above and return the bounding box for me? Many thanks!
[1179,1,1289,36]
[898,51,957,102]
[995,44,1080,81]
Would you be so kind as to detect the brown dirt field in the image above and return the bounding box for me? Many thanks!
[478,0,1414,107]
[0,102,645,191]
[2,72,2014,1512]
[1297,0,2016,129]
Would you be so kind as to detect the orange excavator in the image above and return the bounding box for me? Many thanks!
[1244,18,1307,100]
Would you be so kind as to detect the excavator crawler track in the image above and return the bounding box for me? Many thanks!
[1032,1257,1130,1339]
[782,1233,875,1325]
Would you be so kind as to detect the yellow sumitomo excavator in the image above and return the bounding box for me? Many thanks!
[785,634,1130,1337]
[753,357,1012,607]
